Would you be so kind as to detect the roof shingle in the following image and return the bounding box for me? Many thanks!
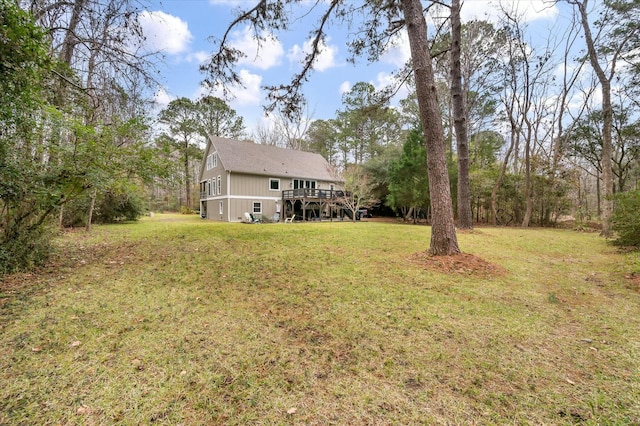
[209,136,337,181]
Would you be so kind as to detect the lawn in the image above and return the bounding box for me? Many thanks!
[1,214,639,425]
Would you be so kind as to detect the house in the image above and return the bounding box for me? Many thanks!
[198,136,342,222]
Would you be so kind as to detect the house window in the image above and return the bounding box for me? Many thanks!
[207,179,212,196]
[206,152,218,170]
[219,201,223,215]
[253,202,262,214]
[293,179,316,189]
[269,178,280,191]
[217,175,221,194]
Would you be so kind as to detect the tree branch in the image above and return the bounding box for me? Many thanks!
[263,0,341,118]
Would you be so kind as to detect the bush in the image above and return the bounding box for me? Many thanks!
[611,190,640,247]
[61,189,146,226]
[93,190,145,223]
[60,194,92,227]
[180,205,197,215]
[0,223,56,275]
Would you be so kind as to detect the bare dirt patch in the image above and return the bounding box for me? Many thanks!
[625,272,640,293]
[409,251,507,277]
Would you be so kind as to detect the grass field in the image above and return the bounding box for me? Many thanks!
[1,214,639,425]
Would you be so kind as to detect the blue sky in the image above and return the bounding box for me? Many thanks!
[140,0,563,134]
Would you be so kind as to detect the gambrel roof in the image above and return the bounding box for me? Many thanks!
[200,136,337,182]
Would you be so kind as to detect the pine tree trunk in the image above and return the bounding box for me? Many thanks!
[401,0,460,255]
[451,0,473,229]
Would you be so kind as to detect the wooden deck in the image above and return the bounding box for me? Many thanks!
[281,189,348,221]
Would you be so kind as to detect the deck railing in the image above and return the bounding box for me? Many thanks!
[199,189,347,201]
[281,188,346,200]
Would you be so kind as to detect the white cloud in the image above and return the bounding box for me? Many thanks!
[185,51,210,64]
[153,87,175,107]
[197,69,263,108]
[138,11,192,55]
[339,81,351,95]
[381,31,411,68]
[460,0,559,23]
[194,68,266,134]
[287,37,339,72]
[233,69,263,105]
[373,72,395,91]
[230,26,284,70]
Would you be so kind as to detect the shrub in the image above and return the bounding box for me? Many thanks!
[93,190,145,223]
[180,205,197,215]
[60,194,91,227]
[61,189,146,226]
[0,223,55,275]
[611,190,640,247]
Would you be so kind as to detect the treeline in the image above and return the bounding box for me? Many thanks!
[1,0,165,273]
[299,7,640,236]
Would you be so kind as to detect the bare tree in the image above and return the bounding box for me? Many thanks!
[273,103,314,150]
[494,6,557,228]
[549,11,589,172]
[252,122,283,147]
[337,165,379,222]
[565,0,640,237]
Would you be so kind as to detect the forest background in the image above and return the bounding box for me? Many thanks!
[1,0,640,273]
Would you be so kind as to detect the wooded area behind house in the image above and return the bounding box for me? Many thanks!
[2,0,640,273]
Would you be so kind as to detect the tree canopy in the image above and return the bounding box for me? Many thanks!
[1,0,163,273]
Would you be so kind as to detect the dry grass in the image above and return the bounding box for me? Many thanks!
[1,214,639,425]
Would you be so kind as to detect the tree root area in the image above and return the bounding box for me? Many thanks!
[409,251,506,278]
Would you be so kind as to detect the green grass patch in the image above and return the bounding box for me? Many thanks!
[1,214,639,424]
